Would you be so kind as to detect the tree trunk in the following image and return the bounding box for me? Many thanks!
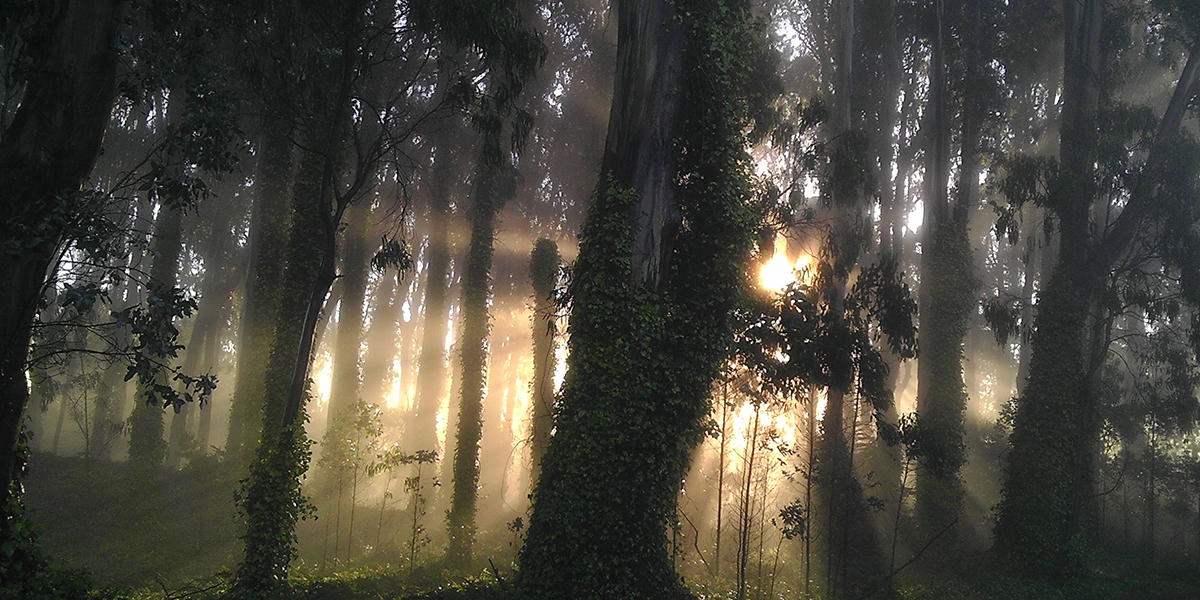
[914,0,976,546]
[995,0,1103,575]
[168,205,236,465]
[527,239,560,481]
[327,200,372,426]
[234,137,339,597]
[445,157,505,565]
[360,269,401,409]
[411,71,462,459]
[226,106,295,469]
[516,1,759,596]
[128,199,184,470]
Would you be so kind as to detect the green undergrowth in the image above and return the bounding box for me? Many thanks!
[53,560,1200,600]
[23,452,240,587]
[898,573,1200,600]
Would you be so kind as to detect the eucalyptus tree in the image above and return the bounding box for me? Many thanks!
[0,0,128,517]
[445,3,546,561]
[913,0,1010,544]
[1,0,238,592]
[410,65,467,462]
[994,0,1200,576]
[327,200,373,429]
[527,238,560,479]
[515,1,773,596]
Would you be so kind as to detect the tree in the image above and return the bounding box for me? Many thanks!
[328,200,372,429]
[527,238,560,479]
[515,1,768,596]
[995,0,1200,575]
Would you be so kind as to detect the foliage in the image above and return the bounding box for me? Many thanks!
[371,237,415,274]
[733,255,917,427]
[319,400,384,481]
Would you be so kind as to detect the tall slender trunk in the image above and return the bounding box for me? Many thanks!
[527,238,559,481]
[129,200,184,469]
[361,270,401,409]
[328,200,372,426]
[446,158,504,565]
[168,207,235,464]
[411,66,463,460]
[92,233,143,460]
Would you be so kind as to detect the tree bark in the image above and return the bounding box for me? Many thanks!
[995,0,1200,574]
[445,156,506,565]
[516,1,758,596]
[914,0,976,544]
[528,239,560,481]
[327,200,372,427]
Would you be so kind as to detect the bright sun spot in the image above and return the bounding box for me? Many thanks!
[759,235,812,294]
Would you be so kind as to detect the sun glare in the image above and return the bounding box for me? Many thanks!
[758,235,812,294]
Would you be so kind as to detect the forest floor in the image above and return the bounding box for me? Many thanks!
[21,454,1200,600]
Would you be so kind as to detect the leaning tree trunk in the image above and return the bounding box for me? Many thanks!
[516,1,760,597]
[233,139,338,598]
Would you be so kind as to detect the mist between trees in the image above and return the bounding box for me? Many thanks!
[4,1,1200,600]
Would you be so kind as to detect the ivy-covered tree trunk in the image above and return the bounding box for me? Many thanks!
[528,238,559,480]
[993,0,1102,576]
[996,0,1200,575]
[446,159,506,565]
[914,0,976,542]
[516,1,759,597]
[227,116,295,467]
[233,140,337,599]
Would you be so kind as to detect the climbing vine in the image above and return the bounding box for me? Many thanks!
[515,2,769,598]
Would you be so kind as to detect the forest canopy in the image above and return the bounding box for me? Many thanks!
[2,1,1200,599]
